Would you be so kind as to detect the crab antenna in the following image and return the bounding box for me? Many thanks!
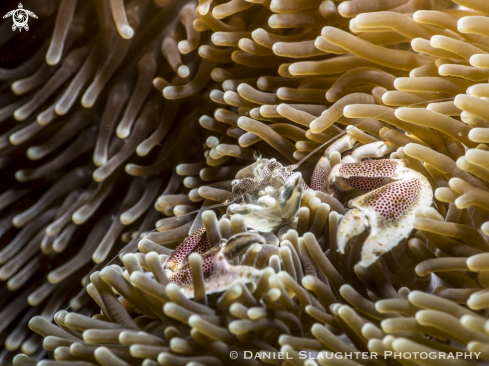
[293,133,345,170]
[292,97,456,170]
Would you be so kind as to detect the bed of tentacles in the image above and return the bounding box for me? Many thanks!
[2,0,489,365]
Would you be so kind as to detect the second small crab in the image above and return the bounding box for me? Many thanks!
[161,137,433,297]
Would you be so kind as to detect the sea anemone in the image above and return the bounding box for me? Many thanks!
[0,0,489,364]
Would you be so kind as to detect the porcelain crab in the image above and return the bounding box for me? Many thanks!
[161,138,433,296]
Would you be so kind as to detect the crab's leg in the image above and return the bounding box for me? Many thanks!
[329,159,408,194]
[311,138,400,193]
[164,226,210,272]
[310,135,356,194]
[337,164,433,267]
[311,155,333,193]
[315,156,402,196]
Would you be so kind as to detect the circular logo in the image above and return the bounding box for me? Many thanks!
[12,8,29,28]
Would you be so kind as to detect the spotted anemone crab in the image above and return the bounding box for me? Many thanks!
[162,137,433,297]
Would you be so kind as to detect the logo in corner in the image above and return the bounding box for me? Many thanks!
[3,3,37,32]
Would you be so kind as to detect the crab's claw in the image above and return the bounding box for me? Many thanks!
[336,208,368,245]
[337,163,433,267]
[280,172,302,221]
[167,233,265,297]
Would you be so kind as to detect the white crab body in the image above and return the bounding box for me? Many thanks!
[226,158,303,232]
